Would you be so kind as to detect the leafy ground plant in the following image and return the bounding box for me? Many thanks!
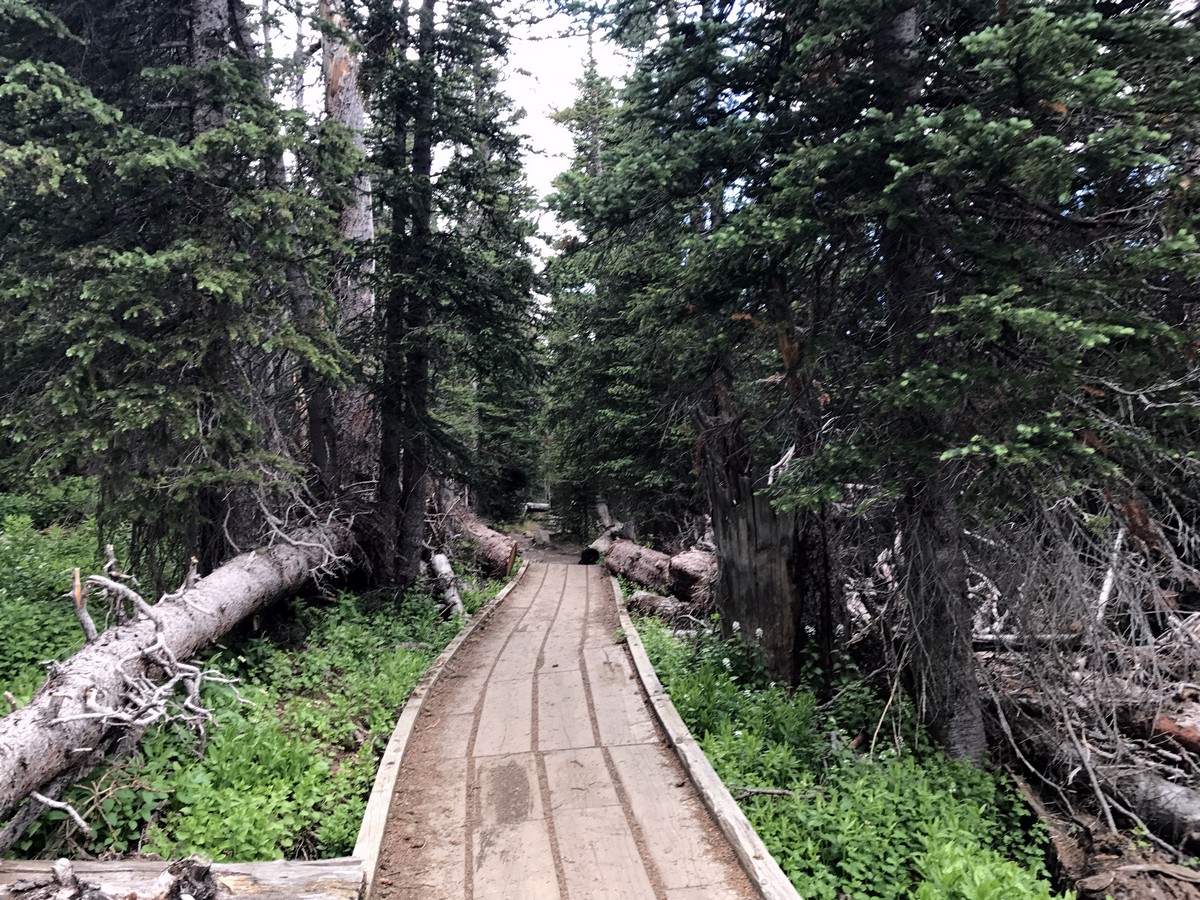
[636,617,1073,900]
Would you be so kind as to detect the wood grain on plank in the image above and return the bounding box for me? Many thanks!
[584,645,659,746]
[543,747,621,811]
[553,806,657,900]
[472,819,561,900]
[608,742,741,892]
[474,677,534,756]
[536,669,595,751]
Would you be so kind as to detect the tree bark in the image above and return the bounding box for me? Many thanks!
[694,367,837,684]
[320,0,376,494]
[429,553,464,617]
[0,526,349,828]
[627,590,689,621]
[457,512,517,578]
[604,540,672,595]
[901,477,988,761]
[393,0,437,590]
[668,549,717,605]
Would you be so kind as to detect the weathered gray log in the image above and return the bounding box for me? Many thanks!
[626,591,689,621]
[429,553,464,617]
[0,857,362,899]
[668,549,717,605]
[604,540,672,595]
[0,526,350,830]
[1109,770,1200,851]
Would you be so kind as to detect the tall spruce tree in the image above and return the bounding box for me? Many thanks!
[553,0,1200,759]
[359,0,537,586]
[0,0,351,581]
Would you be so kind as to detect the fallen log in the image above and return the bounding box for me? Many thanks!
[996,696,1200,855]
[604,540,718,605]
[626,590,689,621]
[0,856,362,899]
[604,540,672,595]
[668,549,717,605]
[580,524,624,565]
[441,498,516,578]
[0,525,350,845]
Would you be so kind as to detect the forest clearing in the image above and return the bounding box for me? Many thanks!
[2,0,1200,897]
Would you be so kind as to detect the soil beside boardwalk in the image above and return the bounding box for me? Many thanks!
[370,562,757,900]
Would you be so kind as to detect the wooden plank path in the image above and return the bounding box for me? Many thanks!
[370,563,756,900]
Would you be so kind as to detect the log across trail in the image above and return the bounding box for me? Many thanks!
[371,563,756,900]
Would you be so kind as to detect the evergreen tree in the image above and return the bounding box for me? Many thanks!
[358,0,538,585]
[553,0,1200,758]
[0,0,351,581]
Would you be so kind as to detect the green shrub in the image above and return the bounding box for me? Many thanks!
[0,515,100,701]
[637,617,1071,900]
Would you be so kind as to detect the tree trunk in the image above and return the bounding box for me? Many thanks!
[189,0,230,134]
[320,0,376,493]
[393,0,437,590]
[901,477,988,761]
[604,540,672,595]
[0,526,349,831]
[694,368,836,684]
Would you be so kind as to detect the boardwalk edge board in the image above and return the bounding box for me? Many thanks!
[353,559,531,896]
[611,576,802,900]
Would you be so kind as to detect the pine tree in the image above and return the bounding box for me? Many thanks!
[0,0,351,581]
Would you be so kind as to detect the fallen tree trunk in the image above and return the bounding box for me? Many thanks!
[605,540,718,606]
[0,526,350,841]
[580,524,625,565]
[996,696,1200,854]
[458,513,516,577]
[668,549,717,605]
[433,484,516,577]
[604,540,672,595]
[626,590,689,621]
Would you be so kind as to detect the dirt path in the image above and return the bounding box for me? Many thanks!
[371,563,757,900]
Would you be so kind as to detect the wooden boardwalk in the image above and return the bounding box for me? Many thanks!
[370,563,755,900]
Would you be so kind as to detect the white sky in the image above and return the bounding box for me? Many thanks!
[504,17,628,225]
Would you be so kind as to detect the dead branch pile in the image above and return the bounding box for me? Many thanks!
[843,492,1200,861]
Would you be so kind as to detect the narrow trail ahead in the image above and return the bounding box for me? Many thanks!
[372,562,756,900]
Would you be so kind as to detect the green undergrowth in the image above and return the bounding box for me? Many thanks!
[0,513,101,702]
[636,617,1072,900]
[0,503,510,862]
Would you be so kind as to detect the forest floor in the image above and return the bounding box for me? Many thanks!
[371,562,755,900]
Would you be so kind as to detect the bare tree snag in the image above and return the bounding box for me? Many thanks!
[320,0,376,492]
[0,526,350,838]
